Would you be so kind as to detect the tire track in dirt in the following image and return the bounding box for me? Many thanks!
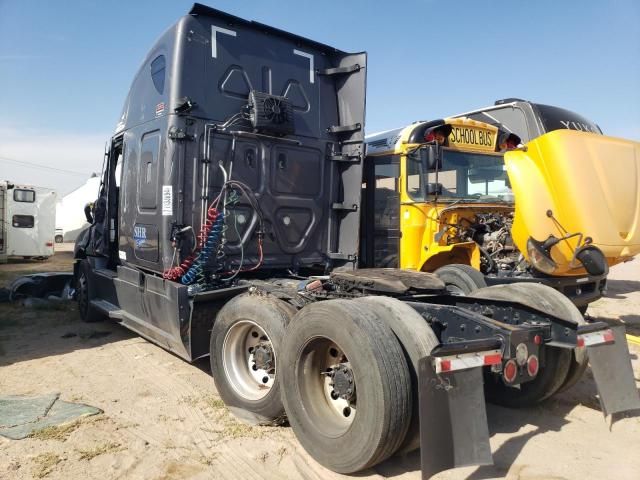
[109,335,292,479]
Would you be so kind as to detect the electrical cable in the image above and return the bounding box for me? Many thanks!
[0,156,93,177]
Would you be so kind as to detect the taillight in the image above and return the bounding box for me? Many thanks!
[527,355,539,377]
[46,242,54,247]
[503,359,518,383]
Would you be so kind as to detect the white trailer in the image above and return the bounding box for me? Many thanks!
[55,176,100,243]
[0,181,57,262]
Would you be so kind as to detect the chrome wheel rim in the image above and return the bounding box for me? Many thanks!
[222,320,275,400]
[297,337,356,436]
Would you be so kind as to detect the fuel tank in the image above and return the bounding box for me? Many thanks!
[506,130,640,275]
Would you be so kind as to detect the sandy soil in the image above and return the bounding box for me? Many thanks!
[0,250,638,480]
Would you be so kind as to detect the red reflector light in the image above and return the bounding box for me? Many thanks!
[440,359,451,372]
[533,335,542,345]
[503,359,518,383]
[603,329,614,343]
[527,355,539,377]
[46,242,54,247]
[577,336,585,347]
[483,353,502,366]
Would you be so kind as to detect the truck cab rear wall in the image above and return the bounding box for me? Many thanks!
[108,7,367,276]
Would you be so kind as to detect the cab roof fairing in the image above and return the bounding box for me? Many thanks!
[452,101,602,138]
[188,3,347,55]
[118,0,351,134]
[114,21,176,134]
[115,4,364,136]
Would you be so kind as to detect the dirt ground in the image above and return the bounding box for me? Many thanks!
[1,247,639,480]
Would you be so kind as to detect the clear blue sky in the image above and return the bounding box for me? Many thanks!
[1,0,638,194]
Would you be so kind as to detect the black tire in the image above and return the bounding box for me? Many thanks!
[355,296,438,453]
[55,235,64,243]
[76,259,101,323]
[281,300,411,473]
[550,298,589,394]
[469,283,576,407]
[434,263,487,295]
[210,293,294,426]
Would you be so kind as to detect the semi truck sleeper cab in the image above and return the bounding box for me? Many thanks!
[74,4,640,478]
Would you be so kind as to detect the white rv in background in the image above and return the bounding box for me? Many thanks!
[0,181,57,261]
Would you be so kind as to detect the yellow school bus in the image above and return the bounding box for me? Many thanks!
[362,117,640,310]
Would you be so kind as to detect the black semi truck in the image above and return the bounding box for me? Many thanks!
[74,4,639,478]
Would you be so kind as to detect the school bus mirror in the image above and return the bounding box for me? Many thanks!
[418,145,443,172]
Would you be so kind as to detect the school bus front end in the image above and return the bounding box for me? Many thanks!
[363,117,619,308]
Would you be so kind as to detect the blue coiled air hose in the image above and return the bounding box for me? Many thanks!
[181,211,225,285]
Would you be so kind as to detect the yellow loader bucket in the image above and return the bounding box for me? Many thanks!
[505,130,640,275]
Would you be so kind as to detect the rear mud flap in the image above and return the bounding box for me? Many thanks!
[587,327,640,416]
[418,357,492,479]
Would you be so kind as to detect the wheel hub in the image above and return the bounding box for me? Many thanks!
[328,363,355,401]
[222,321,276,400]
[253,342,274,371]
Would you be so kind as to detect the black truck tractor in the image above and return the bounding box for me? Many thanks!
[74,4,639,478]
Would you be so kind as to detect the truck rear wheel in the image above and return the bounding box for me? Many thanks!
[434,264,487,295]
[281,300,411,473]
[469,284,575,407]
[355,296,438,453]
[210,293,294,426]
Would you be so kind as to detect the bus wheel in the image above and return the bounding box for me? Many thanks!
[210,293,294,426]
[469,284,577,407]
[281,300,411,473]
[355,296,438,453]
[434,264,487,295]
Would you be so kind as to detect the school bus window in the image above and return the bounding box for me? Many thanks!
[373,162,399,228]
[372,160,400,267]
[14,189,35,202]
[406,150,509,201]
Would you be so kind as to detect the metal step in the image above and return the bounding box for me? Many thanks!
[94,268,118,279]
[90,299,124,321]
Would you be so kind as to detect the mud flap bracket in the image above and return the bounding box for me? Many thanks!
[418,357,493,479]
